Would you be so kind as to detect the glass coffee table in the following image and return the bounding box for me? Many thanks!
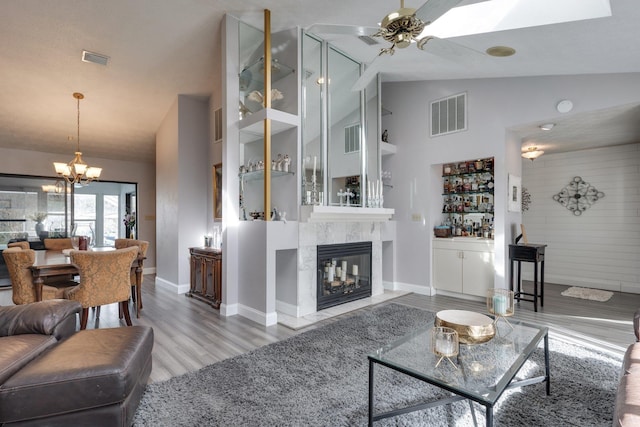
[368,316,549,426]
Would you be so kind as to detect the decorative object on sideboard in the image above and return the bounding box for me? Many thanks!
[53,92,102,185]
[552,176,605,216]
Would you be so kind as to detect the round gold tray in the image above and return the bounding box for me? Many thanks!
[434,310,495,344]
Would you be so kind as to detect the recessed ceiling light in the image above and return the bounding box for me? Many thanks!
[486,46,516,57]
[539,123,555,131]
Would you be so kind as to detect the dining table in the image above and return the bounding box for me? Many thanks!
[30,247,146,317]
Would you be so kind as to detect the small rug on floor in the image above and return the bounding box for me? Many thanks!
[133,303,622,426]
[561,286,614,302]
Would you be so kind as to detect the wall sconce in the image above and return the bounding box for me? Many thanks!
[522,146,544,161]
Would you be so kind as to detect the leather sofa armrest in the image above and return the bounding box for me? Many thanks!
[634,308,640,342]
[0,300,81,339]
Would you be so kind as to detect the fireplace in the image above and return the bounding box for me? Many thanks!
[317,241,372,311]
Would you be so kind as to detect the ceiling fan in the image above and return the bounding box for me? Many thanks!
[307,0,485,90]
[372,0,463,56]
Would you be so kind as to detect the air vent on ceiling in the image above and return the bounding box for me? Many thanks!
[358,35,379,46]
[82,50,109,66]
[430,92,467,137]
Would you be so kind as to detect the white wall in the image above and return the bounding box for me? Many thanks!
[382,72,640,294]
[156,95,209,291]
[0,146,156,269]
[522,143,640,293]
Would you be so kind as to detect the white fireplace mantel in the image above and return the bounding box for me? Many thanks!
[300,205,395,222]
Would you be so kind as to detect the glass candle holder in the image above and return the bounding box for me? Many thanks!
[431,326,459,368]
[487,288,515,329]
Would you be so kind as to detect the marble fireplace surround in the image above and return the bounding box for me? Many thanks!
[290,219,392,318]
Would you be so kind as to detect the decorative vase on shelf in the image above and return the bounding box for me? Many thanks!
[129,228,135,239]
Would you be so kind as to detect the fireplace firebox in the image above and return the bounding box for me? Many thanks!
[317,242,372,311]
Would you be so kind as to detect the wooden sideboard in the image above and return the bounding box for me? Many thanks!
[188,247,222,309]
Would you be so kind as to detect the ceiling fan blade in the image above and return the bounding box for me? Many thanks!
[306,24,379,37]
[415,0,465,25]
[351,55,392,92]
[419,36,485,62]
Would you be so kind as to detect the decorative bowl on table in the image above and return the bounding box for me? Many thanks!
[434,310,496,344]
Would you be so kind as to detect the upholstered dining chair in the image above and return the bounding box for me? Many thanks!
[7,241,30,250]
[65,246,138,330]
[43,238,73,250]
[114,238,149,310]
[2,247,76,305]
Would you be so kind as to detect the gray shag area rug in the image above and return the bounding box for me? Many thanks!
[134,303,622,426]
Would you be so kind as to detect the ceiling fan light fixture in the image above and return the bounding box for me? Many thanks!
[486,46,516,57]
[521,146,545,161]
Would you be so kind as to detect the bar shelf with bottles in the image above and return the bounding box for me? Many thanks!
[440,157,494,239]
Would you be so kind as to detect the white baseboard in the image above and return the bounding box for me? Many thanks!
[143,267,156,275]
[155,277,189,294]
[220,303,238,317]
[237,304,278,326]
[394,281,436,296]
[520,273,632,293]
[276,300,299,317]
[435,289,484,302]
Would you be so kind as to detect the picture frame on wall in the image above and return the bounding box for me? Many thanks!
[213,108,222,144]
[508,174,522,212]
[213,163,222,220]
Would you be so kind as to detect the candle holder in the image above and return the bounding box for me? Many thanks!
[431,327,459,369]
[486,288,515,329]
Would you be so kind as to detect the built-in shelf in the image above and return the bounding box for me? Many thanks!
[381,141,397,156]
[239,108,299,144]
[240,170,294,182]
[300,205,395,222]
[239,57,295,93]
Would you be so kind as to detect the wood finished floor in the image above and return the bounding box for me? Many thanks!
[85,277,640,383]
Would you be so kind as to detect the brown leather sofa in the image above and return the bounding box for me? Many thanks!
[0,299,153,426]
[613,309,640,426]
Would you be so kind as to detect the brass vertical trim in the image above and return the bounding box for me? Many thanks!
[263,9,272,220]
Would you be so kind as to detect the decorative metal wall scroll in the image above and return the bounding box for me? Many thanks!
[552,176,604,216]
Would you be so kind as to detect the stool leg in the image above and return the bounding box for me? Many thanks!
[541,259,545,307]
[533,261,538,312]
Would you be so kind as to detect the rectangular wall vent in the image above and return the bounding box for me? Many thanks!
[344,123,361,153]
[358,35,379,46]
[430,92,467,137]
[82,50,110,66]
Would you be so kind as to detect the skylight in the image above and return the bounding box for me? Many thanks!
[422,0,612,39]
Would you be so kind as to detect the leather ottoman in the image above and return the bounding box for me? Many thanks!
[0,326,153,427]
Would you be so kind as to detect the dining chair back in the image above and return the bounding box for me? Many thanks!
[65,246,138,329]
[114,239,149,285]
[7,241,30,250]
[114,239,149,312]
[43,238,73,250]
[2,247,73,304]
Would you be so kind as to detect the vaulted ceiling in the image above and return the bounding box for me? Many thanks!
[1,0,639,164]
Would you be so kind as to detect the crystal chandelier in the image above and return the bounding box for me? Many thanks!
[53,92,102,185]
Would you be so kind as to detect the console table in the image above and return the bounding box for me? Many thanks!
[188,247,222,309]
[509,243,547,312]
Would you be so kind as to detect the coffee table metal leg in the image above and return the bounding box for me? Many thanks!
[368,359,374,427]
[485,404,494,426]
[544,333,551,395]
